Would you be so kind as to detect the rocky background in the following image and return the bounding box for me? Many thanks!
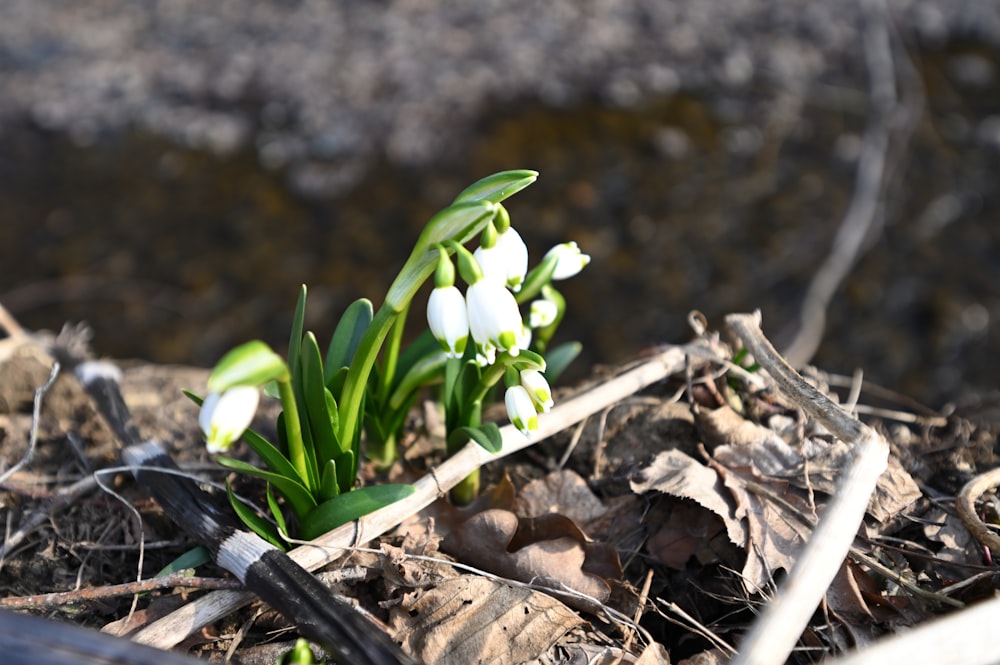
[1,0,998,406]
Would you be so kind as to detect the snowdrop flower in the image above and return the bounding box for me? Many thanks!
[199,386,260,454]
[427,285,469,358]
[544,242,591,280]
[466,278,524,359]
[474,226,529,292]
[505,385,539,436]
[529,298,559,329]
[519,369,553,412]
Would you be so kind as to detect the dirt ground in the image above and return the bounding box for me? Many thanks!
[1,322,999,664]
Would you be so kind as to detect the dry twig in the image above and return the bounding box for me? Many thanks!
[726,311,889,665]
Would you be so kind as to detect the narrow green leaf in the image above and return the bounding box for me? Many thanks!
[227,481,285,549]
[388,349,447,411]
[182,389,204,406]
[324,298,373,385]
[543,341,582,384]
[453,423,503,454]
[266,484,290,541]
[301,331,339,465]
[299,484,415,540]
[452,170,539,205]
[335,449,355,495]
[216,455,317,521]
[288,285,308,390]
[319,459,340,501]
[155,546,211,577]
[208,340,288,393]
[389,329,441,394]
[240,427,298,481]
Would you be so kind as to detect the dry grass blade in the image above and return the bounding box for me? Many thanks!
[132,343,700,649]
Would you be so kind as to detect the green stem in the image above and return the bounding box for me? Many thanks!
[276,378,310,488]
[378,301,409,405]
[448,358,506,504]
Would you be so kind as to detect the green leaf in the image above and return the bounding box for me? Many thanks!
[299,484,415,540]
[452,170,539,205]
[388,349,447,411]
[389,330,440,393]
[516,252,560,304]
[301,331,339,465]
[288,285,308,389]
[324,298,373,385]
[266,484,290,541]
[319,459,339,501]
[452,423,503,454]
[227,481,285,549]
[240,426,298,480]
[207,340,288,393]
[215,455,317,521]
[155,546,211,577]
[335,449,355,495]
[543,341,582,384]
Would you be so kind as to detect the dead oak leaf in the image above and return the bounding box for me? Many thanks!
[391,575,583,665]
[630,449,746,548]
[444,509,622,613]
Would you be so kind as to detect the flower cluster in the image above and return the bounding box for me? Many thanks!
[426,214,589,436]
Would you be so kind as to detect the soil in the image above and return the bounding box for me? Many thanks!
[1,324,999,665]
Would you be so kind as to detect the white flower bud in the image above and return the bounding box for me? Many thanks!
[199,386,260,454]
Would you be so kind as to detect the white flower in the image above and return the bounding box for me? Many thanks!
[505,385,539,436]
[520,369,553,412]
[529,298,559,328]
[545,242,591,280]
[474,227,529,291]
[199,386,260,454]
[466,279,524,359]
[427,285,469,358]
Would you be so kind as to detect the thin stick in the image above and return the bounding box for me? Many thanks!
[726,312,888,665]
[132,343,696,649]
[955,466,1000,556]
[0,573,240,610]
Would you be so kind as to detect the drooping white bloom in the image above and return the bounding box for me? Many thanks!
[199,386,260,454]
[544,242,591,280]
[520,369,553,412]
[474,227,529,291]
[529,298,559,329]
[466,278,524,359]
[427,285,469,358]
[505,385,539,436]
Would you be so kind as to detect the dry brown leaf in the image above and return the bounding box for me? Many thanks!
[923,506,981,566]
[643,498,730,569]
[709,456,814,591]
[515,469,608,525]
[630,449,746,546]
[444,509,621,613]
[390,575,583,665]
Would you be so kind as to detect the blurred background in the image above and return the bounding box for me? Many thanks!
[1,0,997,407]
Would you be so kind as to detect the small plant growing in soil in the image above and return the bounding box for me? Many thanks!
[192,170,589,546]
